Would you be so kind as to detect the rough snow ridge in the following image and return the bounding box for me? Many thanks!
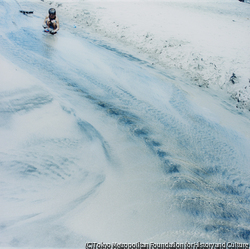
[41,0,250,111]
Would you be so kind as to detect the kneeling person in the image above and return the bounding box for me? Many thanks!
[43,8,59,33]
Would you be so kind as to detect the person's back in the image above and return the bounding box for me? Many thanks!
[43,8,60,33]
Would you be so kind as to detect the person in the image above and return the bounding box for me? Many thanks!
[43,8,59,33]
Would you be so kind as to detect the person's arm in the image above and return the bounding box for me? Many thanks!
[43,15,49,27]
[54,16,60,32]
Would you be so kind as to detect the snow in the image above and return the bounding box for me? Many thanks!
[37,0,250,111]
[1,0,250,245]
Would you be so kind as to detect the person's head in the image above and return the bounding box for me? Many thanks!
[48,8,56,18]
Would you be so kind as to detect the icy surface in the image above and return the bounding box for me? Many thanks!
[1,0,250,247]
[39,0,250,110]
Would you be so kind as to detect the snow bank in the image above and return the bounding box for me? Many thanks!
[41,0,250,110]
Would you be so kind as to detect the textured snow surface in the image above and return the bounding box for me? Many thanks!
[40,0,250,110]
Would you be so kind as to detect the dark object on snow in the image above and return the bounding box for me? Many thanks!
[14,0,34,15]
[20,10,34,14]
[230,73,237,84]
[239,0,244,2]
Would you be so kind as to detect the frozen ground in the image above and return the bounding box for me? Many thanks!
[38,0,250,111]
[1,0,250,247]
